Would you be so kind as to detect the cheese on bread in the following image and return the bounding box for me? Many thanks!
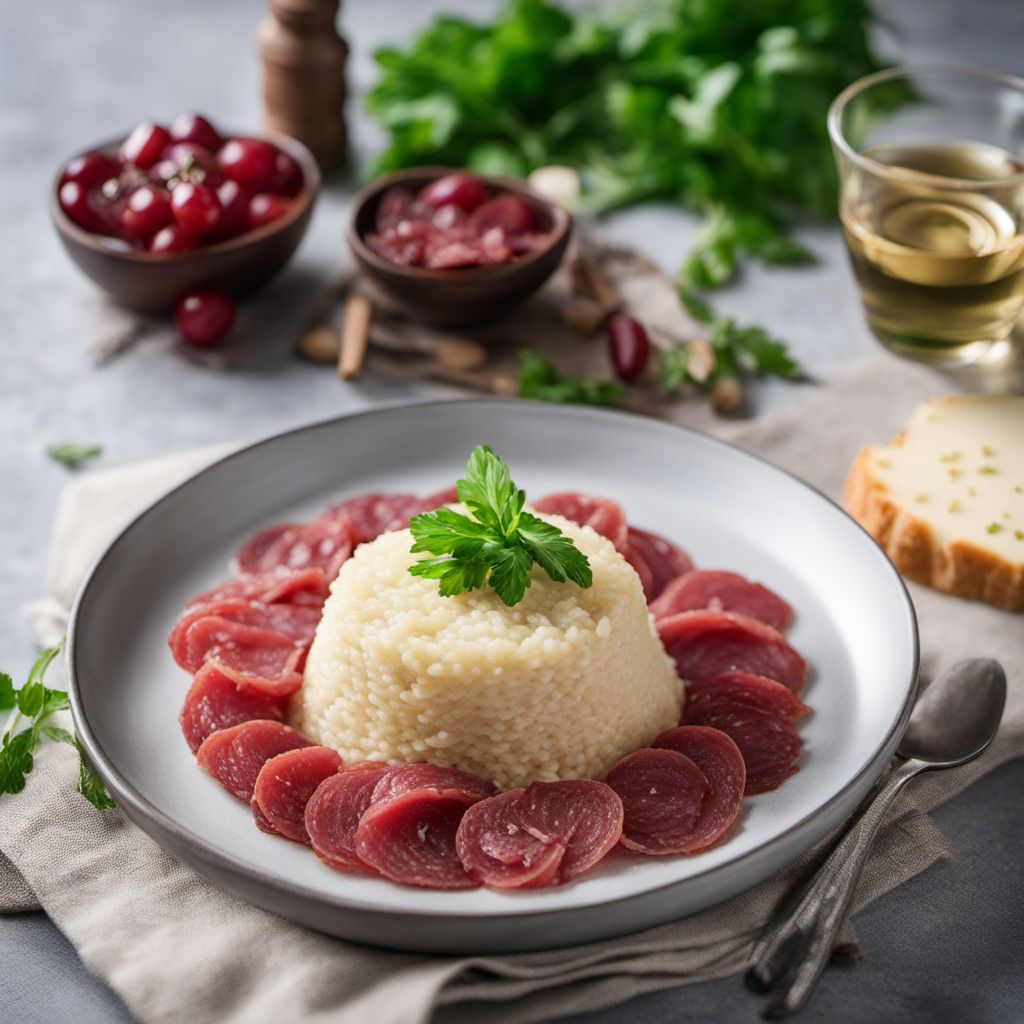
[845,395,1023,610]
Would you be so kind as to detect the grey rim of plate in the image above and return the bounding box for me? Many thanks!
[67,399,920,953]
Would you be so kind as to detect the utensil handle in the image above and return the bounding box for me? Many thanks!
[756,758,924,1016]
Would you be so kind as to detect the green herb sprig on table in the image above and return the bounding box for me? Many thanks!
[518,348,624,407]
[47,444,102,470]
[409,445,592,606]
[0,644,115,810]
[366,0,889,294]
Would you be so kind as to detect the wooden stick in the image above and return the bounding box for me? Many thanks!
[338,294,373,380]
[575,249,622,313]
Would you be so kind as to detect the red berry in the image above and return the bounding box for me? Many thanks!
[149,224,195,254]
[217,138,277,192]
[470,194,536,235]
[420,172,488,213]
[149,158,182,186]
[175,290,236,347]
[607,314,650,383]
[170,181,222,236]
[245,193,290,232]
[120,121,171,170]
[58,181,109,234]
[269,150,303,197]
[119,184,173,241]
[162,142,223,185]
[169,113,222,152]
[62,151,121,189]
[211,179,249,240]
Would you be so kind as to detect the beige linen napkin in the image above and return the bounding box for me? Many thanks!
[2,354,1022,1024]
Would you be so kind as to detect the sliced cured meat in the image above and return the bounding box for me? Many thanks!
[168,599,320,663]
[650,726,746,851]
[251,797,280,836]
[625,527,694,599]
[650,571,792,631]
[372,763,496,804]
[191,568,328,608]
[657,610,807,693]
[605,748,709,855]
[235,515,353,579]
[254,745,344,844]
[682,670,810,726]
[305,763,392,872]
[179,664,287,754]
[624,544,656,601]
[331,493,429,545]
[455,780,624,888]
[355,788,479,889]
[423,485,459,508]
[179,616,304,696]
[196,720,312,801]
[693,712,803,795]
[532,492,629,552]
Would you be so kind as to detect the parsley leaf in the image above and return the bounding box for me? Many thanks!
[0,644,114,811]
[518,349,624,408]
[47,445,102,470]
[408,446,592,606]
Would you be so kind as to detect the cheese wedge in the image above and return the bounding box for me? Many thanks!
[845,395,1024,611]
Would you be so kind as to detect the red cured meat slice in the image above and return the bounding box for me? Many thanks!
[650,571,792,631]
[236,516,353,579]
[532,493,629,552]
[455,780,624,889]
[657,610,807,693]
[693,712,803,795]
[254,745,344,844]
[372,763,496,804]
[251,796,280,835]
[191,568,328,608]
[179,664,287,754]
[169,600,320,665]
[305,764,392,871]
[423,485,459,508]
[355,789,479,889]
[605,748,709,855]
[624,544,656,601]
[625,527,694,599]
[180,616,304,696]
[650,726,746,851]
[331,493,429,545]
[196,720,312,801]
[682,670,810,726]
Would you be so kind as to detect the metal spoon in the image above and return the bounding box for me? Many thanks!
[748,658,1006,1017]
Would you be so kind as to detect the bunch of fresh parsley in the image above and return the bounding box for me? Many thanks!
[409,445,592,606]
[366,0,888,292]
[518,348,624,407]
[0,644,115,810]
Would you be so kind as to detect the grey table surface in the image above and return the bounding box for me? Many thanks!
[2,0,1023,1022]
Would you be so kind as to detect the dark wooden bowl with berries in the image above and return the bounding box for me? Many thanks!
[347,167,572,327]
[51,113,319,317]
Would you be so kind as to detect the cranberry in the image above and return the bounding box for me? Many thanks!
[120,121,171,170]
[169,113,222,152]
[420,172,488,213]
[149,158,182,186]
[120,184,173,241]
[58,181,110,234]
[149,224,195,253]
[162,142,223,184]
[471,194,536,235]
[170,181,222,236]
[62,151,120,189]
[245,193,290,232]
[269,150,303,197]
[175,290,236,347]
[212,179,249,240]
[217,138,277,192]
[607,314,650,383]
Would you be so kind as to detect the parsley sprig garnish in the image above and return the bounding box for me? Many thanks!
[47,444,103,470]
[0,644,115,810]
[408,445,592,606]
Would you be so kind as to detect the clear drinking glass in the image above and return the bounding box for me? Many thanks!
[828,64,1024,365]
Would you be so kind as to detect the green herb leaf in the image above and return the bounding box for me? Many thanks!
[518,349,624,407]
[77,753,116,811]
[409,446,592,606]
[47,445,102,470]
[0,730,37,795]
[0,673,15,713]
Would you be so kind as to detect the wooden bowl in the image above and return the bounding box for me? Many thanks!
[51,131,320,314]
[347,167,572,327]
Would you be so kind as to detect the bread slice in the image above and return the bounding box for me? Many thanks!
[844,395,1024,611]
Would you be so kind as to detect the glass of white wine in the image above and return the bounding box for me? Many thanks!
[829,65,1024,365]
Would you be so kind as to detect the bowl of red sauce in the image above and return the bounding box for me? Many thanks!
[51,113,319,314]
[347,167,572,326]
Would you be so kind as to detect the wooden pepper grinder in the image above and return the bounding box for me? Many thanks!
[257,0,348,169]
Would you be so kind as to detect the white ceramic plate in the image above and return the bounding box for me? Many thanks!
[69,400,918,953]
